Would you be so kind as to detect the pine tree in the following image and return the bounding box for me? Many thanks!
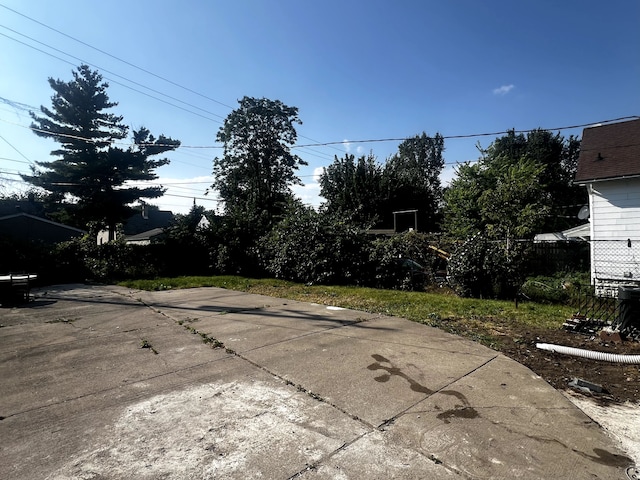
[24,65,180,237]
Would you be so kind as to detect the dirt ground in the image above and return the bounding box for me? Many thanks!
[497,327,640,405]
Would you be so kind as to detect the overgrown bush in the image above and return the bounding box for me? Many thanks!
[447,232,531,299]
[55,236,162,282]
[368,231,448,290]
[259,206,371,285]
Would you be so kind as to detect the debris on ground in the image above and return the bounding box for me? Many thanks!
[562,314,609,335]
[568,377,606,394]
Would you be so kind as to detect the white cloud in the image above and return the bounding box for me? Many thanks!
[291,182,322,209]
[291,167,324,209]
[356,146,364,155]
[439,164,457,188]
[342,139,351,152]
[493,84,515,95]
[312,166,324,183]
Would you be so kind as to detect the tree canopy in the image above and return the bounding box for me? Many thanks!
[24,65,180,235]
[443,129,584,239]
[319,133,445,231]
[319,152,385,225]
[383,132,445,231]
[212,96,307,231]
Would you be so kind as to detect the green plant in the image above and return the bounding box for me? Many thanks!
[447,232,530,299]
[259,205,371,286]
[520,272,590,304]
[46,317,77,324]
[139,339,158,354]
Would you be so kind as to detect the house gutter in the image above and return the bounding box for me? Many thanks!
[575,173,640,186]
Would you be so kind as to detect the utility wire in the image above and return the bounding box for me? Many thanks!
[0,24,227,122]
[0,137,31,163]
[0,31,224,124]
[4,113,638,151]
[0,3,234,110]
[0,30,333,161]
[0,96,38,112]
[0,5,340,158]
[291,116,640,149]
[10,4,635,162]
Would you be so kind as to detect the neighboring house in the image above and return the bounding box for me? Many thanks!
[97,207,174,245]
[124,227,166,245]
[534,222,590,242]
[574,118,640,294]
[0,199,47,218]
[0,213,85,244]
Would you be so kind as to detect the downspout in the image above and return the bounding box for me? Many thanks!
[587,183,596,286]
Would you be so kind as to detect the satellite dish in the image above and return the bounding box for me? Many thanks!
[577,205,589,220]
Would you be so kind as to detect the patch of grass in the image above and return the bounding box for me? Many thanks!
[46,317,77,324]
[119,275,575,349]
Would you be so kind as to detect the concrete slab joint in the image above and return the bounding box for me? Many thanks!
[0,284,634,479]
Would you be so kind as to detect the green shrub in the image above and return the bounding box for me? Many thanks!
[520,272,590,304]
[259,206,371,285]
[55,236,162,282]
[447,232,530,299]
[368,231,447,290]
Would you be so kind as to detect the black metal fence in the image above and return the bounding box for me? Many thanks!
[570,285,618,324]
[528,240,590,275]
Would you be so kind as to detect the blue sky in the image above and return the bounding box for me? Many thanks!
[1,0,638,214]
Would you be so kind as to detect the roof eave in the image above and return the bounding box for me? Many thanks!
[575,173,640,186]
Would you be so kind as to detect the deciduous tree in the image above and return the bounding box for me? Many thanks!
[383,132,445,232]
[319,153,385,225]
[443,129,584,239]
[213,96,306,233]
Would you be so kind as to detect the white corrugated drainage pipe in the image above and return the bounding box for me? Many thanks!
[536,343,640,364]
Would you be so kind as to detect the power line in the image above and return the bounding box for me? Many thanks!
[0,3,235,110]
[291,116,640,149]
[9,3,634,165]
[0,24,229,122]
[0,96,38,112]
[163,192,221,202]
[0,31,225,125]
[6,112,638,152]
[0,134,31,164]
[0,5,340,159]
[0,32,325,162]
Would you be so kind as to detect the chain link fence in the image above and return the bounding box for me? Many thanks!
[591,238,640,296]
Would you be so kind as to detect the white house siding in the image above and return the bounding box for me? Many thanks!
[588,178,640,295]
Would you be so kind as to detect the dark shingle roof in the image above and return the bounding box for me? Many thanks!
[574,118,640,183]
[122,209,174,235]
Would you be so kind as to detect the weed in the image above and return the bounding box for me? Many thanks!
[46,317,77,324]
[140,339,158,354]
[181,324,225,349]
[178,317,198,325]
